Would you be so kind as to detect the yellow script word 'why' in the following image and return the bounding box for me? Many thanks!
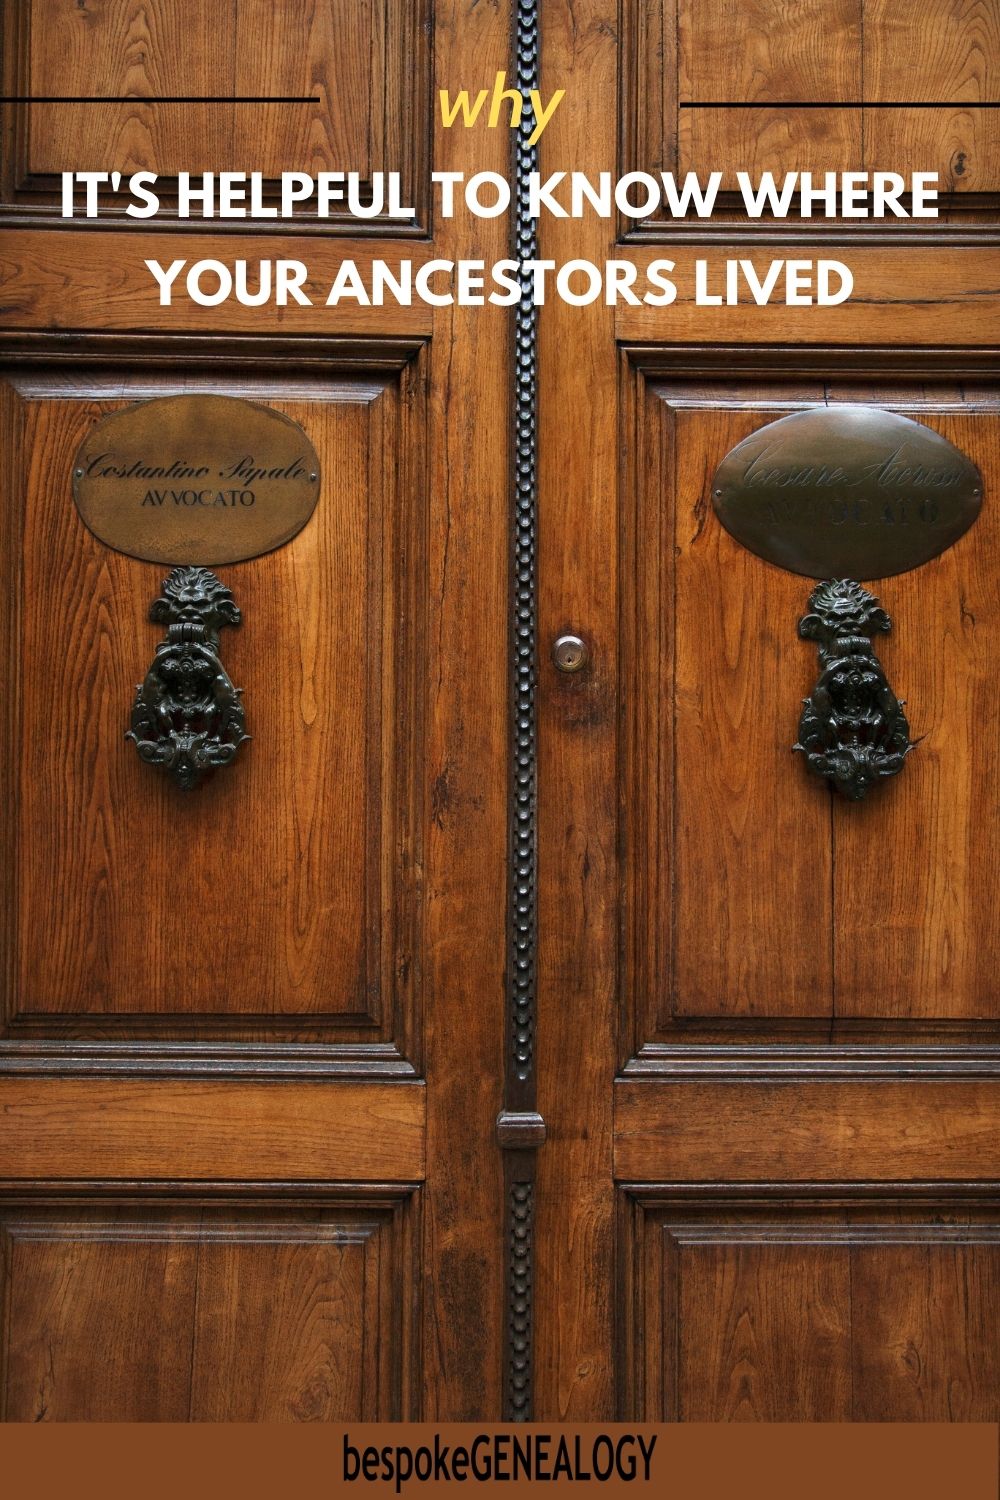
[439,72,565,146]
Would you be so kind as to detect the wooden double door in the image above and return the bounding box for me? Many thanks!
[1,0,1000,1421]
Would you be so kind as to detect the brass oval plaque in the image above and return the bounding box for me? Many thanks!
[712,406,982,579]
[73,394,321,565]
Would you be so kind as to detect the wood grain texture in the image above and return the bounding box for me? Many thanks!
[622,0,1000,226]
[4,0,1000,1428]
[9,0,431,228]
[864,0,1000,193]
[864,0,1000,104]
[194,1235,370,1420]
[666,399,833,1018]
[865,106,1000,195]
[675,1240,853,1419]
[618,247,1000,344]
[3,1218,197,1420]
[833,405,1000,1020]
[0,1079,425,1180]
[624,377,1000,1040]
[20,0,410,186]
[678,0,862,186]
[624,1192,1000,1420]
[619,0,679,206]
[232,0,372,181]
[0,0,505,1424]
[0,1198,416,1420]
[27,0,238,177]
[615,1080,1000,1180]
[534,0,620,1422]
[850,1239,1000,1419]
[4,0,434,231]
[6,371,424,1040]
[680,107,861,188]
[679,0,862,102]
[587,0,1000,1424]
[418,0,509,1420]
[0,233,434,336]
[0,378,19,1075]
[622,0,861,229]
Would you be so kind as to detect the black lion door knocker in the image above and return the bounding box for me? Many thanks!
[793,579,913,801]
[711,405,984,805]
[127,566,249,790]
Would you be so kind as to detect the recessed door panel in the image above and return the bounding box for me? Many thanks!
[622,1192,1000,1421]
[2,364,425,1046]
[622,374,1000,1047]
[0,1196,418,1421]
[1,0,431,230]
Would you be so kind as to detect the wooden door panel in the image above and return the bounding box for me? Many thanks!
[1,0,431,230]
[0,0,510,1423]
[832,408,1000,1019]
[2,358,425,1049]
[615,1079,1000,1180]
[622,1192,1000,1420]
[0,355,429,1418]
[4,0,998,1428]
[863,0,1000,192]
[535,0,1000,1419]
[621,0,1000,233]
[614,354,1000,1417]
[622,367,1000,1051]
[0,1078,424,1179]
[677,0,863,186]
[624,394,834,1025]
[0,1195,418,1421]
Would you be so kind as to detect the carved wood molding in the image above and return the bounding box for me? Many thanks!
[0,1041,419,1080]
[625,345,1000,381]
[0,331,426,371]
[624,1044,1000,1081]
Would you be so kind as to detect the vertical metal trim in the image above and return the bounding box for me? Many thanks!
[502,0,541,1423]
[506,1175,535,1418]
[510,2,538,1094]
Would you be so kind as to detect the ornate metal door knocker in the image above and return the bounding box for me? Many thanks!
[793,579,913,801]
[126,566,249,790]
[711,405,984,804]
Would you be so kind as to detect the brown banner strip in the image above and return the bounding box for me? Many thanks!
[0,1423,994,1500]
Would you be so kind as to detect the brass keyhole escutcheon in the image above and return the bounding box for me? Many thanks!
[552,634,589,674]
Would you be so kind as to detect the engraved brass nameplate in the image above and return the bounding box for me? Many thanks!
[73,394,321,566]
[712,406,982,579]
